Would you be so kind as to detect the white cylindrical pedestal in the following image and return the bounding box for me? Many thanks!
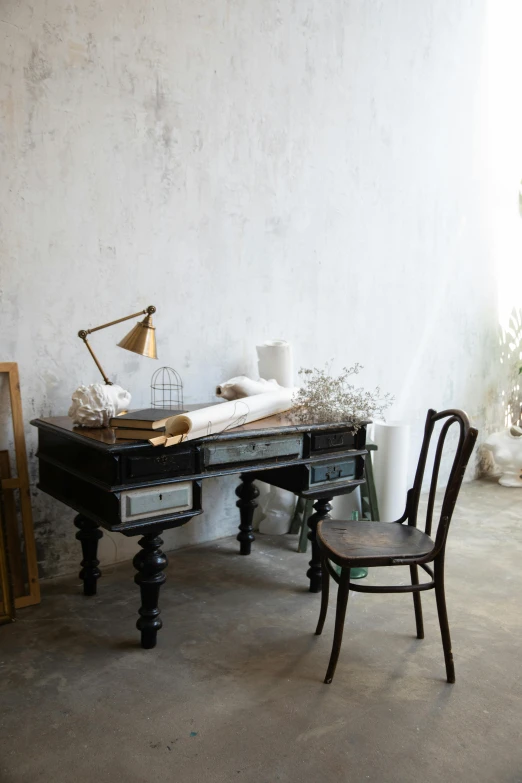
[256,341,294,387]
[255,340,295,533]
[372,421,410,522]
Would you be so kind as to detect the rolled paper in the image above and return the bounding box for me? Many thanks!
[215,376,282,400]
[256,340,294,388]
[371,421,410,522]
[156,388,296,446]
[149,435,168,446]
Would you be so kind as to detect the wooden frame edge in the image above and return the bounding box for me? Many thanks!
[0,362,40,607]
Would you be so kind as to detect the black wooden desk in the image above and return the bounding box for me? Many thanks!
[31,413,367,648]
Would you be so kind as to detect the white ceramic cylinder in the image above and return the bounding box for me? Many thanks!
[371,421,411,522]
[258,486,296,534]
[256,340,294,387]
[254,341,295,533]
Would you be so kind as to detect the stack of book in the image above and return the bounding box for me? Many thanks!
[109,408,185,441]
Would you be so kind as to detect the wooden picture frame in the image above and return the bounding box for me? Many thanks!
[0,363,40,613]
[0,486,15,623]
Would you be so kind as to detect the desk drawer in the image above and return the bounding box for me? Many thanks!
[310,457,362,486]
[203,436,302,468]
[121,447,195,483]
[311,427,366,454]
[120,481,193,523]
[311,430,356,452]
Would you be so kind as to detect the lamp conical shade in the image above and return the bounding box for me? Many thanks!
[117,315,157,359]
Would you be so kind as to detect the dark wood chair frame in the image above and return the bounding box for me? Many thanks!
[315,408,478,685]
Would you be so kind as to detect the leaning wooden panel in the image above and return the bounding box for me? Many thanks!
[0,486,15,623]
[0,451,25,597]
[0,363,40,607]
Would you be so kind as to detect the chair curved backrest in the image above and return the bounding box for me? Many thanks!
[403,409,478,556]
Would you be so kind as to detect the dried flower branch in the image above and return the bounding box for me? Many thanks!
[292,363,393,429]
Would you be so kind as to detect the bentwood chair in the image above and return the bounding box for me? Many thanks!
[315,409,478,685]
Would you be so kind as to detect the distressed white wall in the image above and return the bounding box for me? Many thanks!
[0,0,499,578]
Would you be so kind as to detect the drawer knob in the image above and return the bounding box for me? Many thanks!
[328,435,344,448]
[325,467,341,480]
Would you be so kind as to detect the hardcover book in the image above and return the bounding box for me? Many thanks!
[109,408,185,430]
[114,428,164,440]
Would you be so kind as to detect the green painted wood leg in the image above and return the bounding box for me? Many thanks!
[298,499,314,553]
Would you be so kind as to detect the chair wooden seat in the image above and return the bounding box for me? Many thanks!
[317,519,434,568]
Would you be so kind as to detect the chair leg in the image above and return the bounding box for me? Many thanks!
[434,556,455,683]
[324,568,350,685]
[315,555,330,636]
[410,564,424,639]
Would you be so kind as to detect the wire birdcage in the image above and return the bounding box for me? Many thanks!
[150,367,184,410]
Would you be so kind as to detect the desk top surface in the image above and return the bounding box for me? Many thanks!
[31,411,366,452]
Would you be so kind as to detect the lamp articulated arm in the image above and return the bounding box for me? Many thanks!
[78,305,157,385]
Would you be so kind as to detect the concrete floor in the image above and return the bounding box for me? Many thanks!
[1,479,521,783]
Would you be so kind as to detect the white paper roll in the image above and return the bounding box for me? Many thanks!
[371,421,410,522]
[215,376,282,400]
[163,389,295,444]
[256,340,294,387]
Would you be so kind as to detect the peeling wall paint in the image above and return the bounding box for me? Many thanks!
[0,0,500,579]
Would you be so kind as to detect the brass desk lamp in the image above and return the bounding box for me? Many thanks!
[78,305,157,385]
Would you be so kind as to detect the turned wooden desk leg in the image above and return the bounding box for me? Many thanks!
[236,474,259,556]
[74,514,103,596]
[133,531,168,649]
[306,498,333,593]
